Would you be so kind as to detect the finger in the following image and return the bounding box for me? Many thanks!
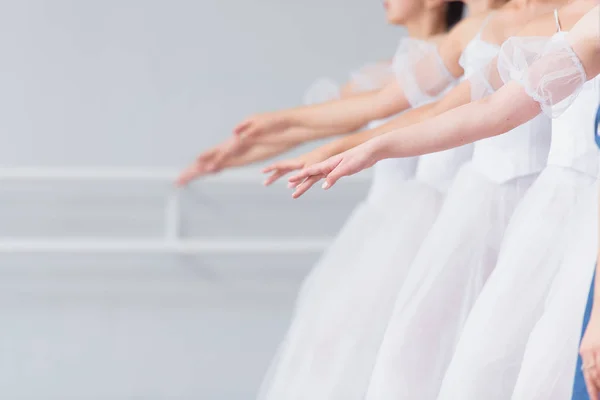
[590,369,600,399]
[176,163,204,186]
[587,353,600,391]
[240,123,262,140]
[208,150,230,171]
[288,173,308,184]
[288,161,334,184]
[263,169,289,186]
[233,119,252,135]
[209,140,244,171]
[262,160,303,174]
[262,164,278,174]
[584,365,600,400]
[288,179,303,189]
[593,352,600,396]
[196,147,219,163]
[321,158,347,189]
[292,175,323,199]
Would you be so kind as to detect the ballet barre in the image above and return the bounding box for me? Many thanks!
[0,167,333,254]
[0,238,330,254]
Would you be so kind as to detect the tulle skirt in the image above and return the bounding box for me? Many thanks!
[364,163,537,400]
[511,179,597,400]
[294,157,418,313]
[257,180,443,400]
[292,200,387,314]
[436,167,596,400]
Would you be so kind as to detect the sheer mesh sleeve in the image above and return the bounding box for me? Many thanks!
[393,38,458,107]
[302,62,392,105]
[349,62,394,92]
[303,77,340,105]
[467,57,503,101]
[497,34,587,117]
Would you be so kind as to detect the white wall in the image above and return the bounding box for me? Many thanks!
[0,1,400,398]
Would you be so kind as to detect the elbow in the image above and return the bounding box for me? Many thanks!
[339,83,357,99]
[477,94,541,138]
[372,90,410,121]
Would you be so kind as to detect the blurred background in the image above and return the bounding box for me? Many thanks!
[0,1,400,398]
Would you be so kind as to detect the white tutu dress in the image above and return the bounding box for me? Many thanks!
[510,66,600,400]
[363,17,554,400]
[257,38,460,400]
[511,184,597,400]
[437,25,600,399]
[293,47,416,312]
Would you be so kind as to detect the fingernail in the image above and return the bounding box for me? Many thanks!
[322,182,330,190]
[287,182,295,189]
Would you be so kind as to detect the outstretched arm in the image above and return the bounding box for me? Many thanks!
[304,79,473,159]
[234,81,415,142]
[176,14,484,185]
[289,6,600,197]
[279,6,588,166]
[234,16,480,143]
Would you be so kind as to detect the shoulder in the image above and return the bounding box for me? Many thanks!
[518,1,599,37]
[567,4,599,42]
[436,13,490,59]
[447,14,490,49]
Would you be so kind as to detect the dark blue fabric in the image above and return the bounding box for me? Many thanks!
[595,105,600,149]
[572,273,595,399]
[571,106,600,399]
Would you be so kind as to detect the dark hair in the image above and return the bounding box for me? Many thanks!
[445,1,465,31]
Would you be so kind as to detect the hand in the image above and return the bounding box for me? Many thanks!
[234,111,292,140]
[176,138,294,186]
[176,137,241,186]
[580,313,600,400]
[261,145,334,189]
[287,140,380,198]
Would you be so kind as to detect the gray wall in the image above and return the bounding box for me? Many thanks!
[0,0,400,166]
[0,1,399,399]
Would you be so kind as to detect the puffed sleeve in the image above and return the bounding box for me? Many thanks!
[393,38,458,107]
[497,34,587,117]
[349,61,394,92]
[303,77,341,105]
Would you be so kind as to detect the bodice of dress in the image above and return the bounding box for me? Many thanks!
[549,76,600,177]
[368,115,420,202]
[483,20,595,182]
[414,27,501,192]
[368,37,464,200]
[458,39,501,78]
[471,114,551,183]
[468,23,560,183]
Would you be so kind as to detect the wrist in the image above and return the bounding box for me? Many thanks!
[370,134,395,161]
[321,141,344,159]
[285,109,304,129]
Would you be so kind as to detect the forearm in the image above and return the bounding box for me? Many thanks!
[255,126,337,146]
[289,83,410,134]
[312,103,436,156]
[374,82,541,159]
[222,143,295,169]
[308,98,455,157]
[320,80,474,155]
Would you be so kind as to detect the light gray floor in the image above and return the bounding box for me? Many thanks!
[0,254,323,400]
[0,175,369,399]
